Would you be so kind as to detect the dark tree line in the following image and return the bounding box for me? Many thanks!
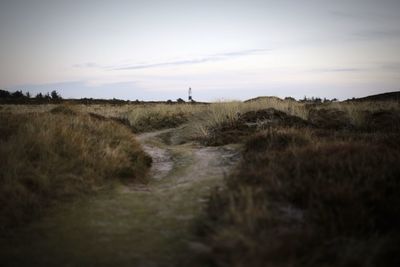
[0,89,62,102]
[299,96,338,103]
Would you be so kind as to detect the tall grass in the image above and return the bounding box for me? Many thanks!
[0,110,151,230]
[189,98,308,143]
[3,98,398,140]
[190,99,400,143]
[123,103,206,132]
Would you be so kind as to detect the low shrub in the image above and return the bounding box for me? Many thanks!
[363,110,400,132]
[198,128,400,267]
[308,108,352,129]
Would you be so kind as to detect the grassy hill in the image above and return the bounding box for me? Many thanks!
[348,91,400,102]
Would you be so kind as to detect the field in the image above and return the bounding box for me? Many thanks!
[1,95,400,266]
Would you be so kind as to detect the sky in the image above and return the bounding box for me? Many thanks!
[0,0,400,101]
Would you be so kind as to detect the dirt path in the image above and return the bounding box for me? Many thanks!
[0,127,240,267]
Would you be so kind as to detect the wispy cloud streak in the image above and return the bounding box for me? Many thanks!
[72,62,101,68]
[310,67,365,73]
[353,29,400,40]
[110,48,271,70]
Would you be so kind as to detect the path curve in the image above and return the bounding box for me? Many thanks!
[0,127,240,267]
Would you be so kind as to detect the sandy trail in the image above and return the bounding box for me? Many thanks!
[0,127,240,267]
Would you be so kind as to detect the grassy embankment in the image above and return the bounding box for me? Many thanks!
[0,106,151,230]
[191,98,400,267]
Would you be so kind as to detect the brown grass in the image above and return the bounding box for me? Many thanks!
[197,123,400,267]
[0,109,151,230]
[123,104,202,132]
[1,99,400,265]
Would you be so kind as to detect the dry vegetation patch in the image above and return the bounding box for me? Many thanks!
[190,99,309,145]
[0,109,151,230]
[123,104,205,132]
[197,118,400,266]
[190,99,400,146]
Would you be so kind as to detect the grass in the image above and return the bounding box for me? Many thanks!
[0,99,310,140]
[0,103,204,133]
[6,99,397,144]
[123,103,205,132]
[0,108,151,230]
[188,98,309,145]
[196,116,400,267]
[2,98,400,266]
[313,101,400,128]
[186,99,400,145]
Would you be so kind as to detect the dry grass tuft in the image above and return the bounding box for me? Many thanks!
[0,111,151,230]
[191,102,309,146]
[122,104,206,132]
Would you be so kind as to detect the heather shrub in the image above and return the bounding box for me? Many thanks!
[198,128,400,267]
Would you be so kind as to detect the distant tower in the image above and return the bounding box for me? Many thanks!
[188,87,192,101]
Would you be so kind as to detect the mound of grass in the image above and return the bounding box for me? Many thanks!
[196,108,309,146]
[192,99,400,146]
[49,105,77,116]
[363,110,400,132]
[190,100,309,144]
[130,110,188,132]
[308,108,352,129]
[240,108,309,127]
[201,119,253,146]
[124,104,202,133]
[197,128,400,267]
[0,111,151,230]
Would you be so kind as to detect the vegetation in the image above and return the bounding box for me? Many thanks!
[188,97,400,145]
[0,89,63,104]
[1,91,400,265]
[195,99,400,267]
[0,107,151,230]
[347,91,400,102]
[123,103,206,132]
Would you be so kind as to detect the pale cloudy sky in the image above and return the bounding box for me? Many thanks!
[1,0,399,101]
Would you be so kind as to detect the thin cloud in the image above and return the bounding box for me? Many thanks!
[72,62,100,68]
[353,29,400,40]
[111,48,271,71]
[380,62,400,70]
[312,63,400,73]
[311,67,365,73]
